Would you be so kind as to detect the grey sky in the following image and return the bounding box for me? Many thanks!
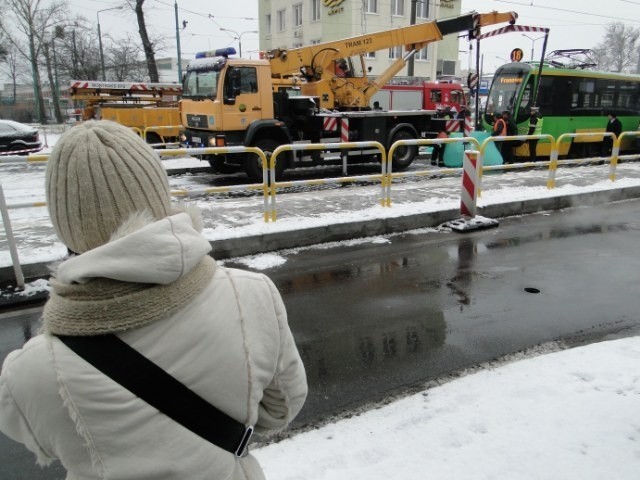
[63,0,640,72]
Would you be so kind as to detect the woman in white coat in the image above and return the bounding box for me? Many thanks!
[0,120,308,479]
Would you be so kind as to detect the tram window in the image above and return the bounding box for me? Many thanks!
[579,79,595,94]
[538,76,571,116]
[600,92,614,109]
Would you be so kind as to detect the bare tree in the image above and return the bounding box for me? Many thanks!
[0,0,68,123]
[107,35,148,81]
[592,22,640,73]
[2,49,30,102]
[0,31,8,61]
[125,0,159,82]
[54,22,101,80]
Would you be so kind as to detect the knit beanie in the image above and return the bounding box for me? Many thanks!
[45,120,172,254]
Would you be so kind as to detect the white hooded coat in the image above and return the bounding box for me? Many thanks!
[0,212,308,479]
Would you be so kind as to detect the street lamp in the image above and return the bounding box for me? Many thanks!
[97,6,124,81]
[522,34,545,61]
[219,28,258,57]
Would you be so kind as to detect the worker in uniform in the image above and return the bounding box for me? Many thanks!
[431,124,449,166]
[603,112,622,156]
[527,106,544,162]
[491,111,508,162]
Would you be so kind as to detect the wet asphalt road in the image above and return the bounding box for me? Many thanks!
[2,199,640,478]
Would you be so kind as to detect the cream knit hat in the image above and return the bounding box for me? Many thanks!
[45,120,172,254]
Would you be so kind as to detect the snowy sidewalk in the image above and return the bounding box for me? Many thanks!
[254,335,640,480]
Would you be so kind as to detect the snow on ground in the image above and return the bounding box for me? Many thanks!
[253,335,640,480]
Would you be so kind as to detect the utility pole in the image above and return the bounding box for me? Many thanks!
[407,0,417,77]
[175,1,183,82]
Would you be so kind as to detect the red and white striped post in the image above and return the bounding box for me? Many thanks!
[340,118,349,143]
[464,115,473,136]
[340,117,349,175]
[460,150,479,218]
[444,149,499,232]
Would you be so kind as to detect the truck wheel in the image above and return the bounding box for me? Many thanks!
[245,139,286,182]
[390,130,417,170]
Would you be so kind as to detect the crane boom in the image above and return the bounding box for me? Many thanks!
[265,11,517,109]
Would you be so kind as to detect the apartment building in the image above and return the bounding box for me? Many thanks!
[258,0,463,81]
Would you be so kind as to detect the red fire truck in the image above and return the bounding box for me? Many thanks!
[373,79,467,112]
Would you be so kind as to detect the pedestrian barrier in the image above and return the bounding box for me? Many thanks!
[478,134,556,193]
[550,132,615,188]
[0,184,25,288]
[386,136,481,206]
[0,154,49,164]
[610,131,640,181]
[268,141,387,222]
[159,146,271,222]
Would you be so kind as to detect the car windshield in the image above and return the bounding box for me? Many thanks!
[183,70,221,99]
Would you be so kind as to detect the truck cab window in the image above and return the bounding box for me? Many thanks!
[224,67,258,102]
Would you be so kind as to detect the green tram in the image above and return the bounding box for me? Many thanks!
[483,62,640,159]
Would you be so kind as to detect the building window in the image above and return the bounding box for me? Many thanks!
[416,0,429,18]
[392,0,404,16]
[293,3,303,27]
[312,0,321,21]
[365,0,378,14]
[416,45,428,61]
[311,39,322,44]
[366,52,376,59]
[389,46,402,59]
[266,14,271,35]
[277,9,286,32]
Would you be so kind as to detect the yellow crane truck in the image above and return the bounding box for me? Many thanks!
[68,81,182,145]
[179,11,518,180]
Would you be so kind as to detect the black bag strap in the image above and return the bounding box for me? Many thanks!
[57,334,253,458]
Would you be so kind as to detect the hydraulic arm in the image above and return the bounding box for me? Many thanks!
[265,11,517,110]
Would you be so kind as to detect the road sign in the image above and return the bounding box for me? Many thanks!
[510,48,524,62]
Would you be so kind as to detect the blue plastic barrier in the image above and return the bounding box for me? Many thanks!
[443,131,503,167]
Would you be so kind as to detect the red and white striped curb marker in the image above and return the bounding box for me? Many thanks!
[461,150,479,218]
[443,150,499,232]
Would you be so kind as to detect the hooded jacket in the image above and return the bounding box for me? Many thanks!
[0,211,308,480]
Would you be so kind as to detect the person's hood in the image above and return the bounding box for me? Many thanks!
[54,209,212,285]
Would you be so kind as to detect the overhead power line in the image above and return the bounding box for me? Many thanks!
[494,0,640,25]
